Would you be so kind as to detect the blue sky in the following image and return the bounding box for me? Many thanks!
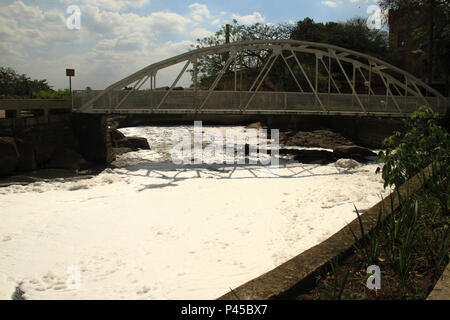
[0,0,381,90]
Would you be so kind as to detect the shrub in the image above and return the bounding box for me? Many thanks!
[32,89,71,99]
[376,106,449,189]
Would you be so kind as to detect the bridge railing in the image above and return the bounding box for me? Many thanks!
[73,90,447,117]
[0,98,72,118]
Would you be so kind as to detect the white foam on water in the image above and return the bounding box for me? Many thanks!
[0,125,389,300]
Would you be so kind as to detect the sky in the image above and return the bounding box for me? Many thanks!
[0,0,380,90]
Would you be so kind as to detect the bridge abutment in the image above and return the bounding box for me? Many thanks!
[0,113,115,177]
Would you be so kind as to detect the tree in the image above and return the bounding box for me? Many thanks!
[0,67,51,97]
[190,20,294,89]
[190,17,390,92]
[378,0,450,91]
[290,17,389,59]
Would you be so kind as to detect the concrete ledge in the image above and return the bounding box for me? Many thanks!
[218,164,436,300]
[427,263,450,300]
[0,99,71,109]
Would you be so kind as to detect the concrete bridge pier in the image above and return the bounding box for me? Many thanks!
[71,114,115,165]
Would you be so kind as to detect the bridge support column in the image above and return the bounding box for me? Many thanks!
[71,114,115,164]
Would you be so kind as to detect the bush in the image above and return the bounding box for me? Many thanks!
[376,106,449,189]
[32,89,71,99]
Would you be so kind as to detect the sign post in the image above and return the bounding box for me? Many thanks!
[66,68,75,110]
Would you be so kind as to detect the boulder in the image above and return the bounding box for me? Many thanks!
[15,138,37,172]
[48,148,88,171]
[110,129,126,147]
[279,131,295,144]
[282,130,353,149]
[117,137,150,151]
[0,137,19,176]
[293,150,336,165]
[246,122,264,129]
[333,145,377,162]
[336,158,361,170]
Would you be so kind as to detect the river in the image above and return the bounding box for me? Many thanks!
[0,124,390,300]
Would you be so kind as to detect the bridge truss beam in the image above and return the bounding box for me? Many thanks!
[76,40,448,117]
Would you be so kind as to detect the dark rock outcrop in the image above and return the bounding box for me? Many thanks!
[110,129,126,147]
[0,137,19,176]
[117,137,150,151]
[110,129,150,152]
[293,150,336,164]
[333,145,377,162]
[279,145,377,165]
[48,148,88,171]
[280,129,353,149]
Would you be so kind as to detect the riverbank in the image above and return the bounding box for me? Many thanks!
[0,167,106,188]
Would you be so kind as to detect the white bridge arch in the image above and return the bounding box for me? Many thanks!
[75,40,448,117]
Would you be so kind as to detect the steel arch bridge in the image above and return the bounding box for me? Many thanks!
[75,40,448,118]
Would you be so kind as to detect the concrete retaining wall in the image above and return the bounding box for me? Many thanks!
[218,164,436,300]
[0,114,114,176]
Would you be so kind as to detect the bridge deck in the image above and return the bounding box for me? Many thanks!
[72,90,447,118]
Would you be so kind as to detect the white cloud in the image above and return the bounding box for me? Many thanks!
[191,28,214,39]
[0,0,196,89]
[0,1,81,46]
[59,0,150,12]
[322,1,338,7]
[0,1,288,90]
[189,3,211,22]
[211,12,228,26]
[231,12,265,25]
[80,5,190,36]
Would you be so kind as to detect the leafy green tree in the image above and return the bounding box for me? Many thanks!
[376,105,449,189]
[290,17,389,59]
[289,18,389,93]
[0,67,51,97]
[191,17,389,92]
[190,20,294,89]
